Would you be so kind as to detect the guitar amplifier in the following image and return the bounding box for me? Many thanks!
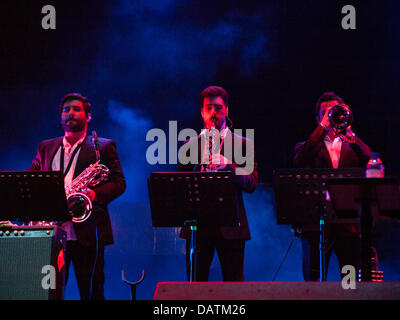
[0,225,67,300]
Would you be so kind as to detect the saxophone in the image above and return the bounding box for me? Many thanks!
[65,131,109,223]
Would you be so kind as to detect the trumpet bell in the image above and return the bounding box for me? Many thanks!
[328,104,353,130]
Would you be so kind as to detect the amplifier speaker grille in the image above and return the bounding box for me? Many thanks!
[0,226,66,300]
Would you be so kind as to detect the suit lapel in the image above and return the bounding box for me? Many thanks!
[220,129,232,160]
[318,141,333,168]
[46,137,63,170]
[338,141,350,167]
[196,134,204,169]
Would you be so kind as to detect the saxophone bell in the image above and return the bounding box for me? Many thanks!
[66,131,110,223]
[66,162,109,223]
[68,192,92,223]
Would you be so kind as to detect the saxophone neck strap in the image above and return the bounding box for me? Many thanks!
[60,143,83,177]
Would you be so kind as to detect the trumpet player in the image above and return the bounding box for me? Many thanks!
[30,93,126,300]
[293,91,373,281]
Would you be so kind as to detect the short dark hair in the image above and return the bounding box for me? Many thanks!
[59,93,91,115]
[200,86,229,108]
[315,91,344,119]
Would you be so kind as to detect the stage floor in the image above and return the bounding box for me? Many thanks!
[154,281,400,300]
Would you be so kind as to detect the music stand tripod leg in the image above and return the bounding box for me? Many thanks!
[360,199,373,282]
[190,225,197,282]
[185,219,198,282]
[319,216,327,282]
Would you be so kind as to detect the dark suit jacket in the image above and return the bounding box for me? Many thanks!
[29,134,126,246]
[178,129,258,241]
[294,125,371,169]
[293,125,371,233]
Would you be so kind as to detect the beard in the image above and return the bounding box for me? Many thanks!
[209,116,225,130]
[61,117,87,133]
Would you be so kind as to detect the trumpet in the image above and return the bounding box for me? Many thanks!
[328,104,353,130]
[328,104,355,143]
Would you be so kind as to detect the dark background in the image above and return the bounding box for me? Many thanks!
[1,0,399,299]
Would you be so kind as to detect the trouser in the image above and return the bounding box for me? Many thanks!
[65,240,105,300]
[301,231,362,281]
[185,237,245,281]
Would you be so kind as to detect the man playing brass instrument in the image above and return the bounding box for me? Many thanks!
[293,91,373,281]
[30,93,126,299]
[178,86,258,281]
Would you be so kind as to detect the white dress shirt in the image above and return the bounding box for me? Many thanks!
[324,134,342,168]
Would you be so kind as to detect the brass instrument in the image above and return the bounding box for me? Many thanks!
[328,104,353,130]
[328,104,355,143]
[65,131,109,223]
[204,127,221,172]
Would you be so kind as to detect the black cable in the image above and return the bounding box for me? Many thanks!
[272,233,296,281]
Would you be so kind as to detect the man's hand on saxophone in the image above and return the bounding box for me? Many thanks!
[82,188,96,202]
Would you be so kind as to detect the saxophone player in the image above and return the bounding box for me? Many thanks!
[30,93,126,300]
[178,86,258,281]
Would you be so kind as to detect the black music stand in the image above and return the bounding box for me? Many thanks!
[0,171,70,222]
[274,168,364,281]
[326,177,400,281]
[0,171,69,300]
[148,171,238,282]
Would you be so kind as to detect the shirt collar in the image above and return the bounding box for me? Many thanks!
[62,134,86,154]
[200,127,230,139]
[324,134,341,144]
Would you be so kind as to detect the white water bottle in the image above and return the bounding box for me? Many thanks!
[365,153,385,178]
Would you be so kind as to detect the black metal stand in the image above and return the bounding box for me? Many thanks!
[326,177,400,281]
[184,219,198,282]
[121,269,145,300]
[0,171,70,299]
[0,171,70,222]
[360,185,373,281]
[274,168,365,282]
[148,171,238,283]
[319,216,326,282]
